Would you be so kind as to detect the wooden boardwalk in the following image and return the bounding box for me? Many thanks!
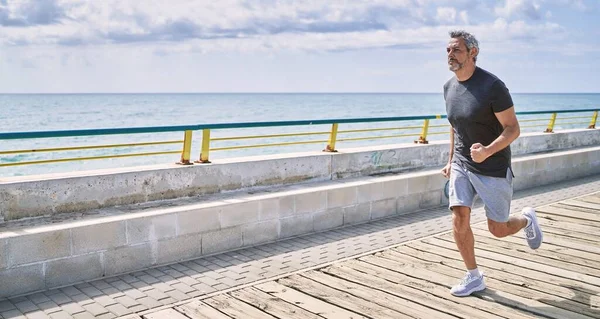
[144,193,600,319]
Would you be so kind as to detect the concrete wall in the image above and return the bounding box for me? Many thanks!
[1,144,600,297]
[1,129,599,221]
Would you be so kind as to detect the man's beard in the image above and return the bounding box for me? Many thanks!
[448,60,463,71]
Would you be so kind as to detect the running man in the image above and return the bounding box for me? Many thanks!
[441,30,543,297]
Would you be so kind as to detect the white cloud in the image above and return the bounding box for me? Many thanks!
[459,10,469,24]
[435,7,457,24]
[556,0,587,11]
[495,0,543,20]
[0,0,578,55]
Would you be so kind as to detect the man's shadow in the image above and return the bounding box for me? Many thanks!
[476,284,600,319]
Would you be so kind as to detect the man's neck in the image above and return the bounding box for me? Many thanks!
[454,64,477,82]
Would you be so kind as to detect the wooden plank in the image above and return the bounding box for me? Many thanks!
[538,214,600,233]
[537,212,600,230]
[437,234,600,277]
[437,231,600,272]
[255,281,367,319]
[340,259,541,319]
[301,270,457,319]
[378,248,596,319]
[472,222,600,251]
[278,274,410,319]
[554,202,600,217]
[322,263,505,319]
[577,195,600,205]
[560,199,600,211]
[175,300,232,319]
[403,242,600,309]
[538,205,600,223]
[470,228,600,265]
[359,253,582,319]
[143,308,189,319]
[410,239,600,295]
[424,237,600,287]
[204,295,278,319]
[230,287,323,319]
[555,202,600,213]
[536,219,600,243]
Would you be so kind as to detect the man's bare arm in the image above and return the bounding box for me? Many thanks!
[442,127,454,178]
[448,127,454,163]
[470,106,520,163]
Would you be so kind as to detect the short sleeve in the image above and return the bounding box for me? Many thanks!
[490,80,514,113]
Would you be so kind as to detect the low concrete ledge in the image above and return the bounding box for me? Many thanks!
[1,129,599,222]
[1,144,599,297]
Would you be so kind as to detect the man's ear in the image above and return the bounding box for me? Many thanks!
[470,47,479,61]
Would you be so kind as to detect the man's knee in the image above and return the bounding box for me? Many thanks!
[452,206,471,233]
[488,220,509,237]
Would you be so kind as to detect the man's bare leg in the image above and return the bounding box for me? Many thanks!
[487,216,528,238]
[450,205,486,297]
[452,206,476,270]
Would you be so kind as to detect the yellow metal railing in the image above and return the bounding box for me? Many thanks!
[0,109,597,169]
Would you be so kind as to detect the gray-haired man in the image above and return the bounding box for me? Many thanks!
[441,30,543,297]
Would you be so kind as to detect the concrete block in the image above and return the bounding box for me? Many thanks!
[295,192,327,215]
[327,187,357,208]
[259,198,279,221]
[156,234,202,265]
[356,182,386,203]
[235,154,331,188]
[45,254,103,288]
[8,231,71,266]
[546,156,567,171]
[406,176,428,195]
[397,194,422,215]
[382,179,408,199]
[177,206,221,236]
[202,227,242,255]
[219,201,260,228]
[426,174,447,191]
[261,196,294,219]
[0,239,7,270]
[127,214,177,245]
[513,173,532,191]
[515,160,535,176]
[419,191,443,209]
[280,215,313,238]
[533,157,550,172]
[371,198,397,220]
[104,243,154,276]
[2,130,598,224]
[0,264,45,298]
[332,146,413,178]
[313,208,344,232]
[72,222,127,255]
[343,203,371,225]
[242,220,280,247]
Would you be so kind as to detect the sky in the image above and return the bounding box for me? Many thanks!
[0,0,598,93]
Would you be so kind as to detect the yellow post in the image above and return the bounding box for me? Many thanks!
[196,129,211,163]
[544,113,557,133]
[177,130,193,165]
[415,119,430,144]
[588,111,598,129]
[324,123,339,152]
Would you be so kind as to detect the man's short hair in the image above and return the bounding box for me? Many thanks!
[449,30,479,62]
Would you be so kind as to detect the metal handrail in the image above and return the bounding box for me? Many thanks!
[0,108,597,168]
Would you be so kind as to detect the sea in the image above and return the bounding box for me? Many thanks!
[1,93,599,177]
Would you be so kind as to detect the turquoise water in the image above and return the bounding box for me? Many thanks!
[1,93,598,177]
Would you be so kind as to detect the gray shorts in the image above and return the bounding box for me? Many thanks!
[448,162,513,222]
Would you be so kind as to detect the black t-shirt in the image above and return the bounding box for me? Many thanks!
[444,67,514,178]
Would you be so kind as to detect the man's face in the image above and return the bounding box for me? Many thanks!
[447,38,471,72]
